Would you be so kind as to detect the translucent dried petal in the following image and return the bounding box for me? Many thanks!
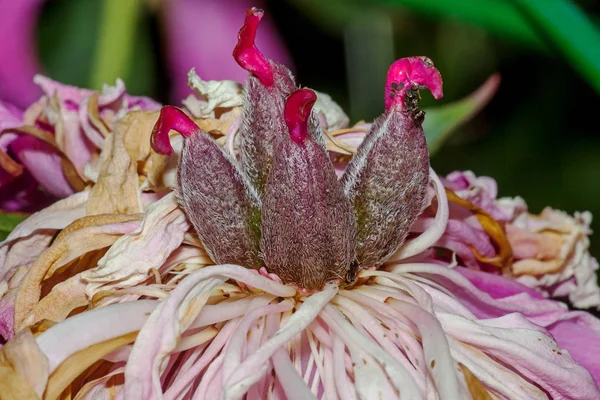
[83,193,189,297]
[0,329,48,399]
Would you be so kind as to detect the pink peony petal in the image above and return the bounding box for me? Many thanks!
[9,134,74,197]
[0,0,43,108]
[163,0,293,102]
[457,266,600,383]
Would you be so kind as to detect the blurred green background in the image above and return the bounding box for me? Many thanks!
[31,0,600,257]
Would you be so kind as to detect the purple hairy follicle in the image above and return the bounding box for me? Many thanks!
[152,106,262,269]
[235,7,297,196]
[262,89,356,291]
[341,57,443,268]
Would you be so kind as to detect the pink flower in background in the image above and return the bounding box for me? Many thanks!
[163,0,293,102]
[0,76,159,211]
[0,0,43,108]
[0,0,292,108]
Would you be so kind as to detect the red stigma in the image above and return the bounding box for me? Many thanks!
[284,89,317,144]
[150,106,199,155]
[385,57,444,111]
[233,8,275,87]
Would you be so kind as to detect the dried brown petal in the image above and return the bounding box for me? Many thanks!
[0,329,49,399]
[13,214,141,331]
[44,332,137,400]
[86,123,143,215]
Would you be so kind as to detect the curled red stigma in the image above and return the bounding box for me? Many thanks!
[151,106,199,155]
[385,57,444,111]
[233,8,274,87]
[284,89,317,144]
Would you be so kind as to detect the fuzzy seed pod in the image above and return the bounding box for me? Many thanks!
[152,106,262,269]
[234,8,297,196]
[261,89,356,290]
[341,57,443,268]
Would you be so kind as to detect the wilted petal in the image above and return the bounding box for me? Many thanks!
[23,272,88,329]
[313,91,349,131]
[33,75,160,176]
[2,191,88,244]
[123,265,294,399]
[183,68,243,118]
[444,170,600,309]
[444,170,526,222]
[86,114,148,215]
[0,329,49,398]
[83,193,189,297]
[440,312,599,399]
[0,191,89,285]
[457,266,600,383]
[509,208,600,309]
[10,134,74,198]
[13,214,142,332]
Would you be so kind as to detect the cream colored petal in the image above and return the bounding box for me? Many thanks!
[83,193,189,297]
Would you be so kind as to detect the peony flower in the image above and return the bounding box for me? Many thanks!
[0,76,159,211]
[1,7,600,400]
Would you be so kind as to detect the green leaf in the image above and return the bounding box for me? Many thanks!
[381,0,546,49]
[423,74,500,155]
[36,0,103,88]
[514,0,600,94]
[90,0,144,90]
[293,0,547,49]
[0,212,29,242]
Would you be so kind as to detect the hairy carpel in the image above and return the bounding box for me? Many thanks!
[153,107,263,269]
[235,8,298,196]
[261,89,356,290]
[341,57,443,268]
